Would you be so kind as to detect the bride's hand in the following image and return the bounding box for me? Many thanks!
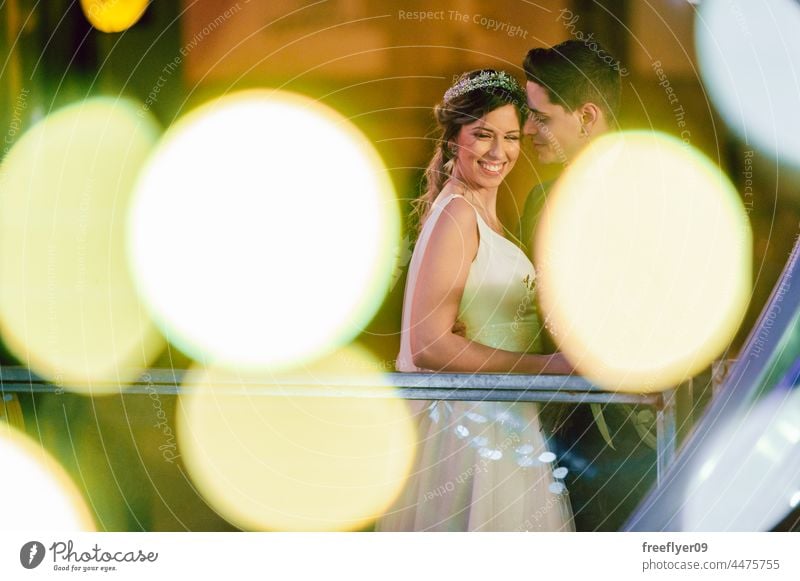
[544,352,576,375]
[520,352,575,375]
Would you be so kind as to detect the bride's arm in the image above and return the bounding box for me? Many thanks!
[409,197,573,375]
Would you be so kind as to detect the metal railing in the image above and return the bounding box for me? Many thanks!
[0,365,678,484]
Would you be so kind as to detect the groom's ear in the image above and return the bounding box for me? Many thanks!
[577,102,604,136]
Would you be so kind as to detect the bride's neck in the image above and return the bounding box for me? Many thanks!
[448,173,498,210]
[443,178,501,232]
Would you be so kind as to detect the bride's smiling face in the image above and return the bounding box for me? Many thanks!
[451,104,521,191]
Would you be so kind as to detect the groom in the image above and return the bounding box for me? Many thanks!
[519,38,620,254]
[518,40,655,532]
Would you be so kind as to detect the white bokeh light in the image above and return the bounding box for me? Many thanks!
[685,386,800,530]
[0,428,94,531]
[696,0,800,167]
[128,90,399,371]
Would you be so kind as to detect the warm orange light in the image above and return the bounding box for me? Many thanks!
[80,0,148,33]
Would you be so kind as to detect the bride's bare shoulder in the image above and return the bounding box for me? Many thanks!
[438,180,466,199]
[434,196,477,236]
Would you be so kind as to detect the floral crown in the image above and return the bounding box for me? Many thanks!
[443,70,521,103]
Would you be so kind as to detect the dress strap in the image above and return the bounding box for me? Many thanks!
[433,192,492,237]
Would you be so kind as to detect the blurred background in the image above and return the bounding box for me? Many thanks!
[2,0,793,361]
[1,0,798,531]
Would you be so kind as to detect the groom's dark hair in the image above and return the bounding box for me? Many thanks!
[523,39,621,123]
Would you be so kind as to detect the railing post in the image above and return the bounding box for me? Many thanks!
[655,385,679,485]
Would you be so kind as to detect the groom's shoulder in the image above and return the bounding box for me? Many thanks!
[525,179,555,202]
[519,179,558,252]
[522,179,555,219]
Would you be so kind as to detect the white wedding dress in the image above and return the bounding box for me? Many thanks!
[377,192,574,531]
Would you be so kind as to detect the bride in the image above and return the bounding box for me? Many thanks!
[377,69,574,531]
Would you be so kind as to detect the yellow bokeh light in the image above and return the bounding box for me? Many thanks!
[176,346,416,531]
[0,426,95,531]
[80,0,148,33]
[127,89,399,372]
[0,98,165,393]
[536,131,751,392]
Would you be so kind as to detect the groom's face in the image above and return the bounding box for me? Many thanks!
[524,80,583,165]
